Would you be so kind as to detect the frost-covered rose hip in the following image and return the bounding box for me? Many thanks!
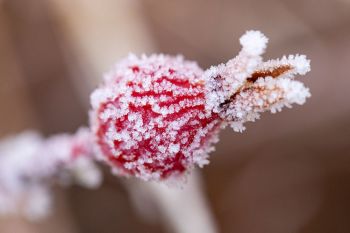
[90,31,311,181]
[90,54,222,181]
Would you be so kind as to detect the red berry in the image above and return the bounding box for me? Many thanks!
[90,54,222,181]
[90,31,311,182]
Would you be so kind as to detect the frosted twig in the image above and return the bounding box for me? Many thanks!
[0,128,101,220]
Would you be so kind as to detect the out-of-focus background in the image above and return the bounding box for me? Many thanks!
[1,0,350,232]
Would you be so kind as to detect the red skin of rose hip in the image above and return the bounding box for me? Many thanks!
[90,54,222,181]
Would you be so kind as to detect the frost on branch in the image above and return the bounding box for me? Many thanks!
[204,30,311,132]
[0,128,101,220]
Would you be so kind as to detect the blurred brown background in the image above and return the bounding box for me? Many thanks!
[1,0,350,232]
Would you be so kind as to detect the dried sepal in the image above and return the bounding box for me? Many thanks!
[204,31,311,132]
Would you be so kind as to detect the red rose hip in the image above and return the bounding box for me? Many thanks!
[90,31,311,182]
[90,54,222,181]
